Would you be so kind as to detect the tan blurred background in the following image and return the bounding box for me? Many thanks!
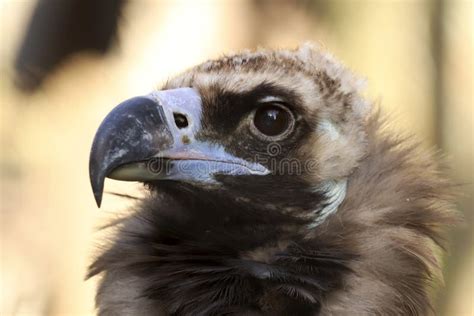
[0,0,472,315]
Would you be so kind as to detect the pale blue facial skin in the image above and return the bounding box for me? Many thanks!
[109,139,269,184]
[109,88,269,182]
[90,87,269,206]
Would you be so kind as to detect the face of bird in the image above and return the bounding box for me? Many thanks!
[89,46,368,225]
[87,46,456,316]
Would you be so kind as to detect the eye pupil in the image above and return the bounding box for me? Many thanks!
[253,104,292,137]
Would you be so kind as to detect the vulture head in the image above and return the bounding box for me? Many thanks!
[88,44,457,316]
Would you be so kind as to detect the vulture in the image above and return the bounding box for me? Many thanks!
[88,44,457,316]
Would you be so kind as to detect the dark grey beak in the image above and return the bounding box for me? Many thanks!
[89,95,170,207]
[89,88,268,207]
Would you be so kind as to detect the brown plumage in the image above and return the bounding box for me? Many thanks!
[88,44,458,315]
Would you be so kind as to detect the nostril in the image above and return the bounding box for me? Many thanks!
[173,113,189,129]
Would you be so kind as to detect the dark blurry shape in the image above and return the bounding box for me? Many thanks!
[14,0,125,92]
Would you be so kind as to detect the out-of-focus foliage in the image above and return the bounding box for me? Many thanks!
[0,0,472,315]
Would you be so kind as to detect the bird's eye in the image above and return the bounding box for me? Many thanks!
[251,103,294,139]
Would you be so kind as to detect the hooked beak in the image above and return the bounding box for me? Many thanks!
[89,88,268,207]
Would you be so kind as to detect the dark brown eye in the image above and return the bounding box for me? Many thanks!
[252,103,294,138]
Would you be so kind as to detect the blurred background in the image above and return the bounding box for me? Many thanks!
[0,0,472,315]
